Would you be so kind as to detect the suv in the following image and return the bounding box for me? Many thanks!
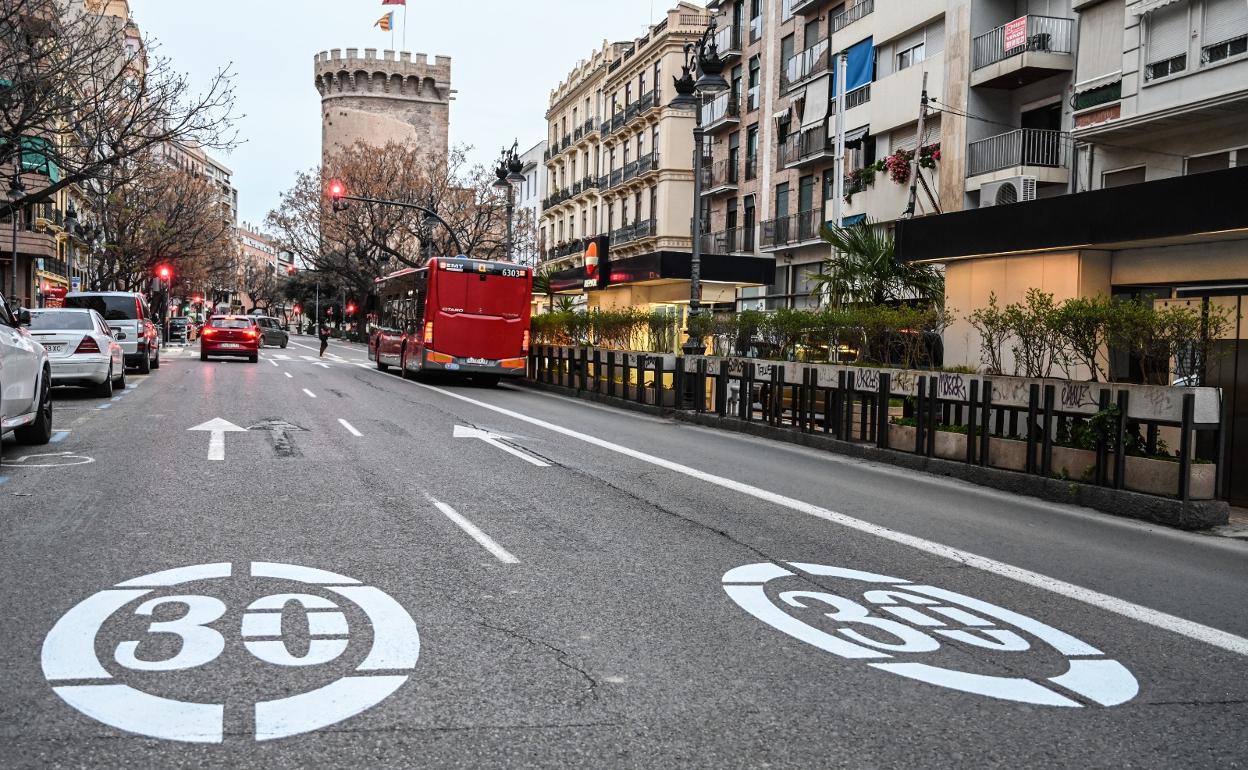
[64,292,160,373]
[253,316,289,348]
[0,291,53,451]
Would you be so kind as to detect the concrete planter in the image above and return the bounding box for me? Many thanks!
[886,424,967,461]
[1123,455,1216,500]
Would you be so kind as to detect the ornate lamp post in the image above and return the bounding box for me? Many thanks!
[7,162,24,303]
[492,140,526,262]
[668,17,728,356]
[63,200,77,291]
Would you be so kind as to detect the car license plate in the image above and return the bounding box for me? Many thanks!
[219,343,240,349]
[44,344,65,353]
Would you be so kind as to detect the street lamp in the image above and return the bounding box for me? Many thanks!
[492,140,525,262]
[669,16,728,356]
[64,200,77,292]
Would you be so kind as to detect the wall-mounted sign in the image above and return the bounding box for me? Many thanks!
[1003,16,1028,52]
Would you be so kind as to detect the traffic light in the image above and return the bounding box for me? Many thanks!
[327,179,348,211]
[292,304,301,314]
[286,264,297,275]
[346,302,357,316]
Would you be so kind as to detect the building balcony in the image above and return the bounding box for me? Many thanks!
[544,237,593,262]
[561,134,572,151]
[611,218,657,246]
[831,0,872,34]
[965,128,1070,190]
[699,157,739,196]
[714,24,742,64]
[777,123,836,170]
[790,0,822,16]
[749,15,762,44]
[579,118,598,142]
[781,38,830,93]
[744,155,758,181]
[746,86,761,112]
[698,226,752,255]
[971,15,1073,89]
[701,92,741,132]
[760,210,826,251]
[620,152,660,185]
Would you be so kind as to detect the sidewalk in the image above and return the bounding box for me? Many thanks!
[1211,507,1248,540]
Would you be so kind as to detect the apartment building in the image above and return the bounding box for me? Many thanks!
[539,2,773,318]
[896,0,1248,503]
[515,140,548,268]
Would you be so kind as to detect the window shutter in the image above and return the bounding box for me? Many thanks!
[926,20,946,55]
[1204,0,1248,46]
[1148,1,1190,62]
[1076,0,1126,82]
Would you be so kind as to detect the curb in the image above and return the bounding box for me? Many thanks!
[515,379,1230,531]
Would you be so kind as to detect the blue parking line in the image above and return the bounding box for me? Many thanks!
[50,431,69,443]
[0,476,8,486]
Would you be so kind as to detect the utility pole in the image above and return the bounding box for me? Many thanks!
[904,72,929,219]
[831,52,849,231]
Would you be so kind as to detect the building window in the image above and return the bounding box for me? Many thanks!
[747,56,761,111]
[1185,151,1231,174]
[1145,2,1189,81]
[743,195,756,251]
[774,182,790,218]
[897,41,925,71]
[653,60,662,99]
[1202,0,1248,63]
[1102,166,1146,188]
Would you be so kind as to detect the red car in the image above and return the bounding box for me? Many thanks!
[200,315,261,363]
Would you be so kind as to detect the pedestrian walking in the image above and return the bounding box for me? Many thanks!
[318,323,330,357]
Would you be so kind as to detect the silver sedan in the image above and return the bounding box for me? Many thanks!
[27,308,127,397]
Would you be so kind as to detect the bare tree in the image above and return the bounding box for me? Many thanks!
[0,0,237,216]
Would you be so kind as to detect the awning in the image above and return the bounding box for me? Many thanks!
[843,124,870,149]
[772,108,791,127]
[1133,0,1184,15]
[845,37,874,92]
[840,213,866,227]
[801,74,830,129]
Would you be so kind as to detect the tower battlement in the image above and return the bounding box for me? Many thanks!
[314,49,452,103]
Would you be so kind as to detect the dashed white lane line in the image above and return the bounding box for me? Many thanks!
[284,372,293,379]
[425,494,519,564]
[302,388,317,399]
[410,379,1248,657]
[269,359,279,367]
[338,419,362,437]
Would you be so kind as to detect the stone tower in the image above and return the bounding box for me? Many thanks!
[314,48,452,160]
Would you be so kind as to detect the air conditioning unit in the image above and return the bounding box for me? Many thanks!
[980,176,1037,207]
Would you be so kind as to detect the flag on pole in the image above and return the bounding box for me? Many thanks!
[374,12,394,31]
[382,0,406,5]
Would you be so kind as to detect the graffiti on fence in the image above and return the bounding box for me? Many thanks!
[853,368,880,392]
[938,373,969,401]
[1059,383,1098,410]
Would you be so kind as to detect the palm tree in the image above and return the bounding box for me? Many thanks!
[810,218,944,308]
[532,266,556,314]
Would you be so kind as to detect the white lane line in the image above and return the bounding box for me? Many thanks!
[425,494,518,564]
[269,359,279,367]
[302,388,317,399]
[338,419,362,437]
[284,372,293,379]
[411,380,1248,657]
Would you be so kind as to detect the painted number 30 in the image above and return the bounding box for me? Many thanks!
[114,593,349,672]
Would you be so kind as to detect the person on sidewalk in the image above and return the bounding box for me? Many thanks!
[318,324,330,357]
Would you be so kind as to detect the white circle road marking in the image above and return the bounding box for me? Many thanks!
[7,451,95,467]
[41,561,420,743]
[723,561,1138,707]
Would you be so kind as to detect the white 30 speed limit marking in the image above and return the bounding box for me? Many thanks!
[724,562,1138,707]
[41,562,420,743]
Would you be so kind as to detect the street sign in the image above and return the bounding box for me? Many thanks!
[41,561,420,742]
[70,277,80,291]
[723,561,1139,707]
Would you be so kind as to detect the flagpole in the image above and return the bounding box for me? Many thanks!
[402,4,407,51]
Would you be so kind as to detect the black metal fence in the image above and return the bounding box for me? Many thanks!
[528,347,1226,502]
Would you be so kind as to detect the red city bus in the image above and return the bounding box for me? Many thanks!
[368,257,533,384]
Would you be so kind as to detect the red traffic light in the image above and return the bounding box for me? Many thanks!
[286,264,297,275]
[157,265,172,281]
[292,304,301,314]
[327,179,346,200]
[346,303,357,315]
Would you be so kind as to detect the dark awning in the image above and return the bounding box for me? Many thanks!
[549,250,775,293]
[895,165,1248,263]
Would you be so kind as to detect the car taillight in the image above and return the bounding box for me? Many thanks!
[246,329,259,338]
[202,327,216,337]
[423,321,434,345]
[74,336,101,354]
[521,329,530,354]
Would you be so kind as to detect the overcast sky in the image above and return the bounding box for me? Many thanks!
[129,0,692,229]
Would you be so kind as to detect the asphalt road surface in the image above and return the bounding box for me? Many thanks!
[2,336,1246,768]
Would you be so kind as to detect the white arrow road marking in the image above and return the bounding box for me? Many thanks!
[188,418,247,461]
[338,419,362,437]
[425,494,519,564]
[453,424,550,467]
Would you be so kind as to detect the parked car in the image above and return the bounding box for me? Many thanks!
[0,291,52,449]
[64,291,160,373]
[253,316,289,348]
[200,315,261,363]
[168,317,190,344]
[27,308,127,397]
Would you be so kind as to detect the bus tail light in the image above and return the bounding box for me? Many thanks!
[501,358,526,370]
[423,321,434,345]
[426,351,453,364]
[521,329,530,354]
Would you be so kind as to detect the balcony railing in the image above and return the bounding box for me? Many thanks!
[749,16,762,44]
[698,226,751,254]
[609,168,624,188]
[846,83,870,109]
[601,118,612,136]
[611,218,657,246]
[701,92,741,129]
[746,85,760,112]
[782,38,829,92]
[561,134,571,150]
[744,155,758,181]
[700,157,739,192]
[777,122,835,169]
[583,118,597,137]
[760,209,825,249]
[972,15,1073,71]
[831,0,872,33]
[966,128,1069,177]
[544,238,592,261]
[574,125,585,141]
[715,24,742,58]
[611,113,626,131]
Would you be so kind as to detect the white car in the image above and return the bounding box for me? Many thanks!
[0,291,52,448]
[28,308,126,397]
